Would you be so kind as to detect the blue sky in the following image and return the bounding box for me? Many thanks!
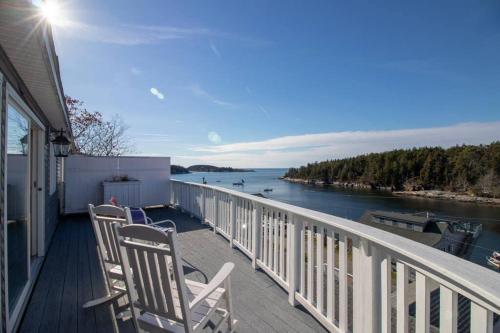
[49,0,500,167]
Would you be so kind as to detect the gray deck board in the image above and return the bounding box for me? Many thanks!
[19,207,328,333]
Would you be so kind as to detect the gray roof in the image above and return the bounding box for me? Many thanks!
[370,210,431,225]
[359,212,442,247]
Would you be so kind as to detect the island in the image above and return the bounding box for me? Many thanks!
[171,165,190,174]
[283,142,500,205]
[171,164,254,174]
[187,165,254,172]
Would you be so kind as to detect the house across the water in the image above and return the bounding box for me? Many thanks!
[359,210,479,255]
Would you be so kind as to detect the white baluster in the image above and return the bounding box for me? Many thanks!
[252,203,261,269]
[307,224,314,302]
[316,226,324,314]
[263,211,268,266]
[279,217,285,279]
[288,214,301,306]
[470,302,493,333]
[396,262,409,333]
[326,229,335,322]
[439,285,457,333]
[416,272,430,333]
[229,195,236,248]
[338,233,348,332]
[213,191,218,234]
[381,255,392,333]
[273,213,279,272]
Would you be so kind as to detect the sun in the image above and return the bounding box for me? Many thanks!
[40,1,65,26]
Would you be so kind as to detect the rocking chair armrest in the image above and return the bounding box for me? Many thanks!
[147,219,177,230]
[189,262,234,310]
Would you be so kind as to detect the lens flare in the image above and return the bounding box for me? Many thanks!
[40,1,65,26]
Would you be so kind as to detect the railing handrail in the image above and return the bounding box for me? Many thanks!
[171,179,500,313]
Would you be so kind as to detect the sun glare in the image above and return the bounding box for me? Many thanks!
[40,1,65,26]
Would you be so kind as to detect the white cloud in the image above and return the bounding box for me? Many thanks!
[56,22,212,45]
[182,122,500,168]
[188,84,236,108]
[208,131,222,144]
[150,87,165,100]
[209,41,221,57]
[54,20,271,47]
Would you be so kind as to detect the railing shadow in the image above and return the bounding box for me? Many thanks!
[143,206,209,234]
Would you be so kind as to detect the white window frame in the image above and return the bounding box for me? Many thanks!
[3,82,46,333]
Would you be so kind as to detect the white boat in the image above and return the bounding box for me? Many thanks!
[486,252,500,269]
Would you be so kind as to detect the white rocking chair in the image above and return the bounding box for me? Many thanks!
[114,224,238,333]
[85,204,137,329]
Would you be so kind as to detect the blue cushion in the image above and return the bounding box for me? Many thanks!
[130,208,146,224]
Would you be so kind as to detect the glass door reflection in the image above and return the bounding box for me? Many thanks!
[6,104,30,313]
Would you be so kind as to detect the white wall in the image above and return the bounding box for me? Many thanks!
[63,155,170,214]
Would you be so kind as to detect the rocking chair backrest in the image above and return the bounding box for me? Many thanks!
[114,224,192,327]
[88,204,132,266]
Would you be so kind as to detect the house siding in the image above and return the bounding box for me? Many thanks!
[1,74,8,333]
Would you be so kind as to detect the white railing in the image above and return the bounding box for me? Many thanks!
[171,180,500,333]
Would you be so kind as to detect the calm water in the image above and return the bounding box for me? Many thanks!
[174,168,500,270]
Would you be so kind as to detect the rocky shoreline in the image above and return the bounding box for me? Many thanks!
[281,177,392,190]
[392,190,500,206]
[281,177,500,206]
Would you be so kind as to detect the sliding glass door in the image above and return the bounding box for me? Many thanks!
[6,103,30,314]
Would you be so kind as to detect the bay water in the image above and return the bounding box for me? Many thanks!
[173,168,500,270]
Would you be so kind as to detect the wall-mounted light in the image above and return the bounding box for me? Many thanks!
[20,134,28,155]
[51,128,71,157]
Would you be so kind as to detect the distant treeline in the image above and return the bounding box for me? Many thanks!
[284,142,500,197]
[171,165,190,174]
[171,164,254,174]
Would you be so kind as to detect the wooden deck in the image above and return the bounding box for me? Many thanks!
[18,207,328,333]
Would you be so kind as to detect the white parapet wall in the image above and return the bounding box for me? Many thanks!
[63,155,170,214]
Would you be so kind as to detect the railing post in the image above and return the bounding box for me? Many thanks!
[288,214,301,306]
[213,191,218,234]
[252,203,262,269]
[353,238,377,333]
[229,195,236,248]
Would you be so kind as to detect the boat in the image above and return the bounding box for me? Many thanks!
[487,256,500,269]
[263,188,273,192]
[233,179,245,186]
[486,251,500,269]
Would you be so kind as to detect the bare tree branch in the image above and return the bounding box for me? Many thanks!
[66,96,133,156]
